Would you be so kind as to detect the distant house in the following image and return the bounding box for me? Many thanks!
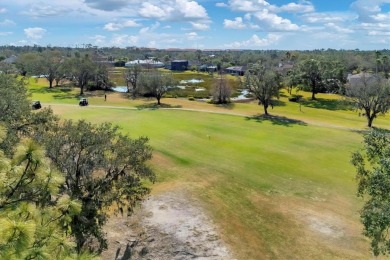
[347,73,375,85]
[171,60,188,71]
[125,59,165,68]
[1,55,17,64]
[225,66,245,76]
[276,61,294,74]
[198,64,217,72]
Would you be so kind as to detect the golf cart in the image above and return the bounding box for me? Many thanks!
[32,100,41,109]
[79,98,88,106]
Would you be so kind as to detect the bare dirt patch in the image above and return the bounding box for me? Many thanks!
[102,189,233,260]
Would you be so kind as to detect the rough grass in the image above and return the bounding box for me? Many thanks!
[28,78,390,259]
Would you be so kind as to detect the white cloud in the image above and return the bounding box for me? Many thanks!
[252,9,299,31]
[227,0,271,12]
[301,12,356,23]
[368,31,390,36]
[0,19,16,26]
[110,34,138,46]
[224,33,281,48]
[224,17,246,29]
[24,27,46,40]
[104,23,121,31]
[139,0,209,21]
[325,23,354,34]
[277,2,314,13]
[0,8,6,13]
[215,2,227,8]
[0,32,12,36]
[186,32,198,40]
[139,22,161,34]
[123,20,141,27]
[370,12,390,22]
[190,22,209,31]
[90,34,106,45]
[351,0,390,22]
[22,3,72,17]
[139,2,166,19]
[104,20,141,31]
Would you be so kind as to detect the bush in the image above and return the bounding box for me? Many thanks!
[188,96,195,101]
[288,95,302,102]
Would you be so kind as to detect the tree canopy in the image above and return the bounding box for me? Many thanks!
[345,74,390,127]
[0,126,97,259]
[41,120,155,253]
[245,63,281,115]
[138,70,175,105]
[351,129,390,256]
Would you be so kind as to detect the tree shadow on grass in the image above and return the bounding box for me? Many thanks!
[301,97,352,111]
[245,114,308,127]
[29,86,74,94]
[135,103,182,110]
[213,102,235,110]
[272,99,286,107]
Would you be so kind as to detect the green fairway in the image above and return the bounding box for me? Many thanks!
[29,78,389,259]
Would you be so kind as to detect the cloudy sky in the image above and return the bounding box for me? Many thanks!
[0,0,389,50]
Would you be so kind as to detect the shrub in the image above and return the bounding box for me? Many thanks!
[288,95,302,102]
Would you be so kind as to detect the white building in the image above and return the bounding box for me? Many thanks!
[125,59,165,68]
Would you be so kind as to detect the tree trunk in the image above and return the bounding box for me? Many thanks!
[157,97,161,105]
[311,80,316,100]
[367,114,374,128]
[49,79,53,88]
[263,104,268,115]
[311,90,316,100]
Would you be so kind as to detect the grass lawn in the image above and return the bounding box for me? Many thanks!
[29,78,389,259]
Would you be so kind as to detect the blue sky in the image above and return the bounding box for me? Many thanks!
[0,0,389,50]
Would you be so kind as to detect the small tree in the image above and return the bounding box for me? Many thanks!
[37,50,64,88]
[138,70,175,105]
[245,63,281,115]
[125,64,142,98]
[296,58,344,99]
[351,129,390,256]
[63,56,96,95]
[345,74,390,127]
[212,74,231,104]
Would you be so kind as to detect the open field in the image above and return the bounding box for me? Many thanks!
[29,77,389,259]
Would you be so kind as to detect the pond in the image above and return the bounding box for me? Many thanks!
[232,89,250,101]
[179,79,204,84]
[111,86,128,93]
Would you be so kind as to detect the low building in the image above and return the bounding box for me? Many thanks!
[276,62,294,74]
[225,66,245,76]
[125,59,165,68]
[347,73,375,85]
[171,60,189,71]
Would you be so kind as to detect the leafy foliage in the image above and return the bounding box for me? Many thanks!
[351,129,390,256]
[245,63,281,115]
[295,58,345,99]
[138,70,176,105]
[41,120,155,253]
[0,126,96,259]
[211,74,231,104]
[0,74,58,155]
[345,74,390,127]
